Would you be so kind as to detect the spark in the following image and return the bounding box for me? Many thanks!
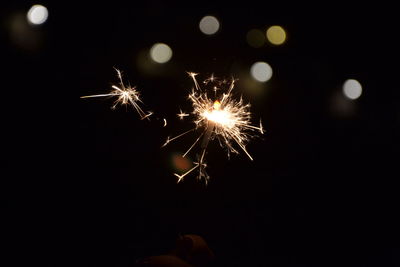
[203,73,217,84]
[80,68,152,120]
[177,109,190,120]
[163,118,167,127]
[187,72,200,90]
[164,73,264,184]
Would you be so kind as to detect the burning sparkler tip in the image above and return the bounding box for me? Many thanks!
[164,72,264,182]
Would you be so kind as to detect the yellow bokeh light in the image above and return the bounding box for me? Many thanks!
[266,25,286,45]
[149,43,173,64]
[246,29,265,48]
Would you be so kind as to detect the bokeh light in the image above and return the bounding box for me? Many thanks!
[343,79,362,100]
[27,5,48,25]
[150,43,173,64]
[330,91,356,117]
[170,153,192,173]
[199,16,220,35]
[250,62,273,82]
[266,25,286,45]
[246,29,265,48]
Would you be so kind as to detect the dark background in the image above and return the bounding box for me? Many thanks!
[2,1,399,266]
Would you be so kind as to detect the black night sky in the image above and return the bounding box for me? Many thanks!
[2,1,399,266]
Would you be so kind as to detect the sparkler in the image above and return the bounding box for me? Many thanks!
[163,72,264,184]
[80,68,152,120]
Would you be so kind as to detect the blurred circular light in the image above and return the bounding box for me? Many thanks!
[343,79,362,100]
[246,29,265,48]
[266,25,286,45]
[27,5,48,25]
[150,43,173,64]
[250,62,273,82]
[199,16,220,35]
[171,153,192,173]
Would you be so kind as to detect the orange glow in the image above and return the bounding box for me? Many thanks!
[172,153,192,172]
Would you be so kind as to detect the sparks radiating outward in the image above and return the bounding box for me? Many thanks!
[163,72,264,184]
[80,68,152,120]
